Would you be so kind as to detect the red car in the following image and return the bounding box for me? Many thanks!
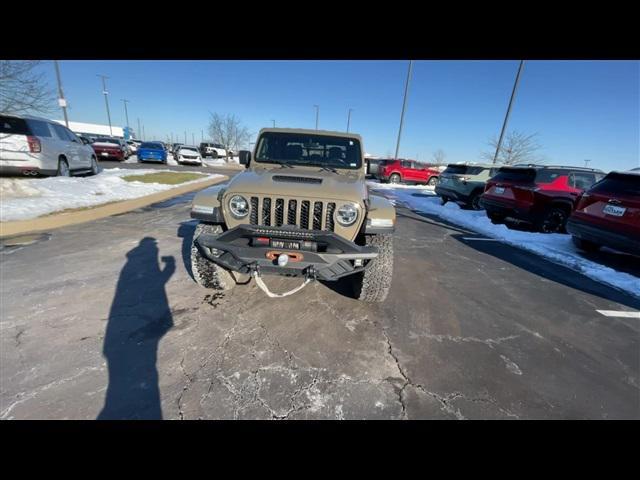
[480,165,605,233]
[91,137,125,162]
[377,159,440,186]
[567,171,640,256]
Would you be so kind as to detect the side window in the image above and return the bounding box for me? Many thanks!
[570,173,596,190]
[26,120,53,137]
[51,124,72,142]
[65,128,80,143]
[401,160,412,168]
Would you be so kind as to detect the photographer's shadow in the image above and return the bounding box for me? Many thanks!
[97,237,175,420]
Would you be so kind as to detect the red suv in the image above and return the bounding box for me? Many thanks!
[567,171,640,256]
[377,159,440,186]
[480,165,605,233]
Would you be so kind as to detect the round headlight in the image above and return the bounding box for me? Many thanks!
[336,203,358,226]
[229,195,249,218]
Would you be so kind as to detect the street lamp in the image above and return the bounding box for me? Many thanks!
[313,105,319,130]
[346,108,353,133]
[97,74,113,136]
[53,61,69,128]
[492,60,525,164]
[121,99,130,129]
[271,119,276,128]
[394,60,413,160]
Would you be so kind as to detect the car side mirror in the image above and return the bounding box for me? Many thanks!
[239,150,251,166]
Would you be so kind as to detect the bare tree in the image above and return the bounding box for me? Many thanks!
[0,61,55,115]
[481,130,542,165]
[208,113,250,161]
[432,149,446,165]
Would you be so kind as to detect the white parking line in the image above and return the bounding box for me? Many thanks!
[596,310,640,319]
[462,237,502,242]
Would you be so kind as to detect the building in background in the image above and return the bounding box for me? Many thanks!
[53,120,133,140]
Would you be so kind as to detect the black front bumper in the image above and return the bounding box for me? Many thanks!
[194,225,379,281]
[567,217,640,256]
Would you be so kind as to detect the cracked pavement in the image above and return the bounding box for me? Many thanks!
[1,187,639,419]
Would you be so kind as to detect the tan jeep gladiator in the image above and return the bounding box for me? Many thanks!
[189,128,396,302]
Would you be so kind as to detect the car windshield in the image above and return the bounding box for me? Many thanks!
[255,132,362,170]
[180,147,199,153]
[140,142,163,149]
[95,138,120,145]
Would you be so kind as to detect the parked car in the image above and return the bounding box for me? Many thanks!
[567,171,640,256]
[92,137,126,162]
[480,165,606,233]
[199,142,227,159]
[0,114,99,177]
[171,143,184,156]
[377,159,440,186]
[175,145,203,165]
[366,158,393,178]
[126,140,138,155]
[436,163,502,210]
[137,142,168,163]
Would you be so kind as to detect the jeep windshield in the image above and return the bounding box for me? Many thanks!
[255,132,362,170]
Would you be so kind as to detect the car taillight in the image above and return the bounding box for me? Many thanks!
[27,136,41,153]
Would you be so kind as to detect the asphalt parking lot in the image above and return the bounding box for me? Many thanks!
[1,181,638,420]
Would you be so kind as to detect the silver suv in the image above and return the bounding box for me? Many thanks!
[0,114,99,177]
[435,163,502,210]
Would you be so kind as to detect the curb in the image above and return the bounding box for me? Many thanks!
[0,175,228,238]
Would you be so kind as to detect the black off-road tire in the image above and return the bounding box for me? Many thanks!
[353,233,393,303]
[191,223,235,291]
[469,191,484,211]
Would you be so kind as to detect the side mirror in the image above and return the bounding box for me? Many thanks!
[239,150,251,166]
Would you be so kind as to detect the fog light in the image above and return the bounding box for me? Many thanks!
[278,254,289,267]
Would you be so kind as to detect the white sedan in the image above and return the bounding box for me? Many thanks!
[175,146,203,165]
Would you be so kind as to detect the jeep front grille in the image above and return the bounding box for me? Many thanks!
[248,196,337,231]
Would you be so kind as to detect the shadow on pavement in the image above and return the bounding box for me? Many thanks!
[177,220,197,281]
[451,234,640,310]
[97,237,175,420]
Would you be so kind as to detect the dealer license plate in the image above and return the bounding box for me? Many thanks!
[603,204,626,217]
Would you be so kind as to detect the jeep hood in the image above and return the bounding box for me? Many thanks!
[225,167,368,204]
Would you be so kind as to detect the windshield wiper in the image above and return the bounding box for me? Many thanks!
[318,166,339,173]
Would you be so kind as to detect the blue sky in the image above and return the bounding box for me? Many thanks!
[39,60,639,172]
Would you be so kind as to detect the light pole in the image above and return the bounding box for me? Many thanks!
[142,125,145,141]
[271,119,276,128]
[346,108,353,133]
[492,60,525,165]
[184,131,187,144]
[121,99,130,129]
[394,60,414,160]
[201,130,204,141]
[192,133,195,145]
[53,61,69,128]
[137,118,141,141]
[313,105,319,130]
[97,75,113,136]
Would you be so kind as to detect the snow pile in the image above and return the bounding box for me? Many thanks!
[0,168,221,222]
[373,185,640,298]
[367,180,435,190]
[204,156,240,167]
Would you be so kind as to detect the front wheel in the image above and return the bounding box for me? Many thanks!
[191,223,236,291]
[352,234,393,303]
[389,173,401,184]
[427,176,438,186]
[211,150,218,159]
[469,192,483,211]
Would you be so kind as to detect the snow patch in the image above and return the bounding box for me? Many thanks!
[372,185,640,298]
[0,169,221,222]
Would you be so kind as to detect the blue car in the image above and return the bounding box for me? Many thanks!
[137,142,167,163]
